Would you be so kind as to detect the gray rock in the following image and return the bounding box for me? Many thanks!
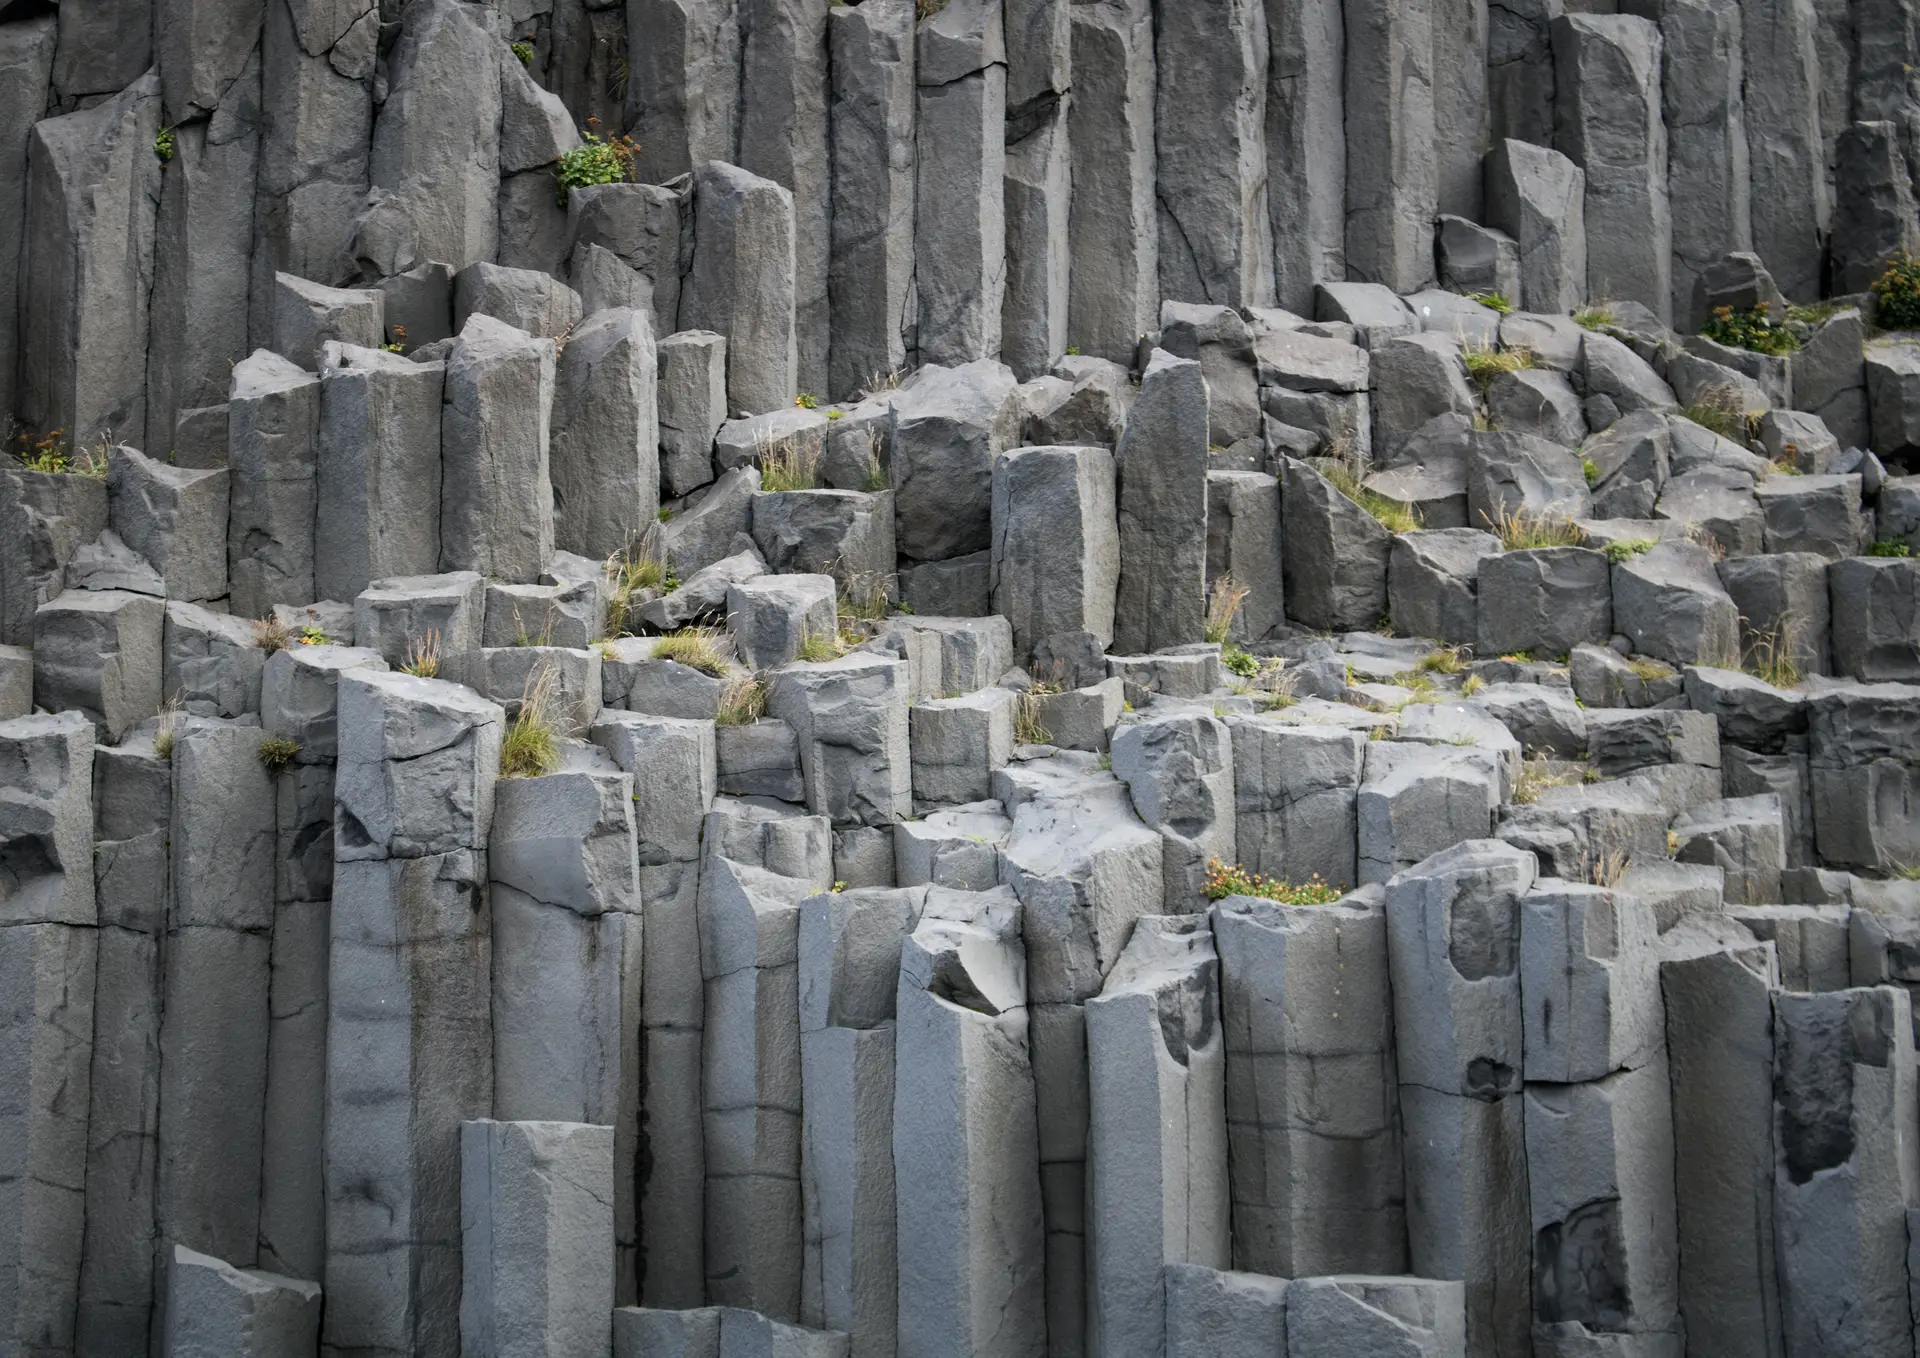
[351,570,485,671]
[163,1245,322,1358]
[767,653,910,828]
[1581,410,1671,520]
[1488,368,1585,449]
[107,446,227,602]
[1066,0,1159,362]
[376,261,455,350]
[32,589,164,741]
[890,360,1022,565]
[453,261,584,340]
[1161,1264,1288,1357]
[590,712,718,867]
[1755,473,1868,559]
[1160,304,1262,444]
[1867,342,1920,459]
[0,467,108,646]
[1829,556,1920,682]
[1661,7,1753,328]
[1653,466,1766,559]
[1372,335,1475,461]
[1757,409,1841,474]
[1671,794,1786,905]
[1315,282,1419,350]
[1358,742,1504,886]
[910,688,1015,807]
[682,162,798,415]
[1524,873,1663,1073]
[657,331,730,499]
[1027,357,1135,447]
[1388,529,1501,646]
[640,549,768,632]
[714,407,831,476]
[1581,332,1679,420]
[1722,745,1816,869]
[1586,708,1720,778]
[1878,476,1920,552]
[162,601,264,719]
[552,308,659,561]
[445,646,602,737]
[439,314,556,583]
[1476,548,1613,658]
[484,580,601,651]
[750,489,895,600]
[1807,681,1920,871]
[661,468,765,582]
[1205,471,1286,643]
[315,343,445,601]
[1832,120,1920,294]
[1282,458,1392,632]
[729,573,837,670]
[990,444,1119,666]
[566,181,687,328]
[1611,541,1741,667]
[227,350,321,618]
[1343,0,1437,293]
[271,272,383,372]
[893,801,1010,892]
[1466,430,1590,527]
[1115,350,1209,653]
[1111,712,1235,912]
[1486,139,1587,316]
[1740,0,1829,301]
[1256,328,1371,394]
[1437,216,1522,301]
[624,0,738,182]
[1286,1276,1467,1356]
[914,0,1007,367]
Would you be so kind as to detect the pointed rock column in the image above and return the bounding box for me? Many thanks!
[1552,14,1673,323]
[1086,916,1229,1358]
[0,712,96,1358]
[1113,350,1208,655]
[1001,0,1072,377]
[19,70,162,448]
[1384,840,1537,1358]
[893,886,1046,1358]
[1739,0,1828,301]
[1265,0,1345,313]
[1154,0,1271,308]
[1344,0,1437,292]
[324,671,503,1357]
[1067,0,1156,362]
[828,0,918,399]
[915,0,1008,367]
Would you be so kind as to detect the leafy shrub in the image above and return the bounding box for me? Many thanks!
[553,124,639,206]
[1604,538,1657,564]
[258,737,301,776]
[1701,304,1799,356]
[1222,646,1259,679]
[511,39,535,64]
[1868,539,1912,557]
[154,127,175,163]
[1871,250,1920,330]
[1203,860,1343,906]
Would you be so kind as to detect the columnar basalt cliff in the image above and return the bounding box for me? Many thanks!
[3,1,1920,1355]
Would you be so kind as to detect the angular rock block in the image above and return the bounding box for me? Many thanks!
[483,580,601,651]
[910,688,1014,807]
[351,570,485,672]
[1205,471,1285,642]
[1214,888,1405,1279]
[1066,0,1158,359]
[729,574,838,670]
[0,711,95,928]
[0,466,107,646]
[162,600,265,718]
[1388,529,1501,646]
[1110,712,1235,912]
[890,360,1021,568]
[1160,1264,1287,1355]
[1755,473,1867,560]
[1111,349,1209,654]
[1719,550,1832,677]
[767,655,910,829]
[315,344,445,601]
[682,162,798,415]
[893,886,1045,1358]
[659,330,729,499]
[1772,987,1919,1357]
[1357,742,1502,887]
[1611,541,1741,668]
[1285,1276,1467,1357]
[334,670,504,861]
[454,262,584,341]
[227,348,321,618]
[750,490,895,599]
[1520,881,1662,1083]
[1830,557,1920,683]
[271,271,383,371]
[894,803,1009,893]
[461,1119,615,1358]
[1343,0,1438,293]
[439,314,556,583]
[1229,720,1364,890]
[878,614,1013,699]
[552,307,659,562]
[107,445,227,601]
[1487,139,1587,316]
[590,711,718,866]
[990,443,1119,668]
[31,589,163,742]
[1476,547,1612,659]
[1671,795,1786,906]
[163,1245,322,1358]
[1586,709,1719,779]
[1282,458,1392,633]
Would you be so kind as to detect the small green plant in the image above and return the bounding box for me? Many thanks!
[1680,384,1750,442]
[1095,752,1113,772]
[715,675,767,726]
[915,0,948,17]
[401,629,441,678]
[826,408,844,420]
[653,627,729,676]
[1204,860,1343,906]
[1461,343,1532,393]
[656,506,674,522]
[1416,645,1467,676]
[1868,539,1913,557]
[1014,690,1052,745]
[1573,305,1617,331]
[258,736,301,776]
[553,119,639,205]
[798,630,848,663]
[1871,250,1920,330]
[757,431,821,492]
[794,392,818,409]
[1883,859,1920,881]
[253,617,293,654]
[154,127,175,163]
[1484,507,1587,551]
[298,624,328,646]
[1701,304,1799,356]
[1627,655,1674,683]
[1461,672,1486,697]
[12,428,107,478]
[381,324,409,355]
[1204,573,1251,645]
[1604,538,1657,564]
[1746,621,1804,689]
[861,430,889,491]
[603,540,673,636]
[1066,344,1082,356]
[1222,646,1259,679]
[1469,290,1513,315]
[1323,460,1421,534]
[511,38,535,64]
[500,666,562,779]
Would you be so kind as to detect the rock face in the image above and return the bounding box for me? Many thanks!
[8,6,1920,1355]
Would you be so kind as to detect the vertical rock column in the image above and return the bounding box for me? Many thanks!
[799,885,928,1357]
[1213,887,1407,1278]
[156,721,277,1275]
[488,752,644,1302]
[1154,0,1270,308]
[893,886,1045,1358]
[258,643,389,1286]
[738,0,831,394]
[625,0,740,183]
[1067,0,1156,363]
[681,161,799,415]
[19,70,162,448]
[0,17,56,428]
[1739,0,1829,302]
[325,671,504,1358]
[1488,0,1557,148]
[1113,351,1208,656]
[0,712,96,1358]
[227,349,321,619]
[828,0,917,398]
[1266,0,1344,313]
[75,733,168,1356]
[1344,0,1437,292]
[989,443,1119,674]
[1772,986,1920,1356]
[915,0,1008,367]
[1001,0,1072,378]
[1553,14,1673,323]
[1657,0,1752,329]
[551,307,660,561]
[315,344,445,602]
[1384,841,1537,1358]
[1433,0,1490,222]
[1085,916,1228,1358]
[438,314,557,584]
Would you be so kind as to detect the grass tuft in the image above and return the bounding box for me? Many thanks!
[1484,507,1587,551]
[1573,305,1617,331]
[1604,538,1657,564]
[153,698,182,760]
[1469,290,1513,315]
[500,666,562,779]
[254,617,293,654]
[1462,343,1533,393]
[1746,621,1804,689]
[401,630,441,679]
[653,628,730,677]
[1204,859,1344,905]
[604,536,677,638]
[1680,385,1751,442]
[758,428,821,491]
[1323,460,1421,534]
[1512,756,1580,805]
[1416,645,1468,676]
[258,736,301,776]
[1205,573,1252,644]
[715,675,767,726]
[1014,691,1052,745]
